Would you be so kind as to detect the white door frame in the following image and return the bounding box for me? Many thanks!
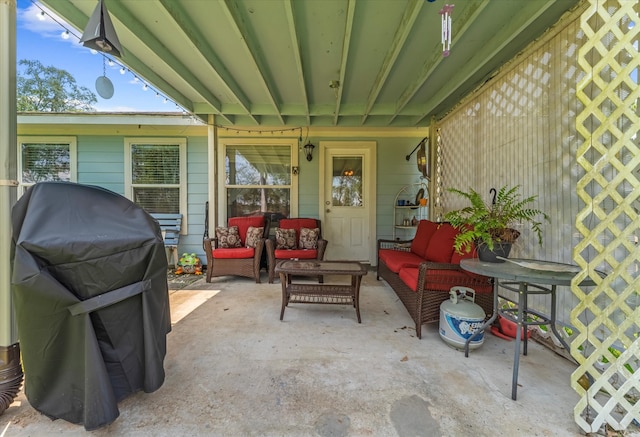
[318,141,377,264]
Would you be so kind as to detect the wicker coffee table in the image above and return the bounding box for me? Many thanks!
[275,260,368,322]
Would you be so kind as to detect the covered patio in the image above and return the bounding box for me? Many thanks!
[3,271,594,436]
[1,0,639,434]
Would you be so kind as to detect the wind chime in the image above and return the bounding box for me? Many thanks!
[439,4,454,57]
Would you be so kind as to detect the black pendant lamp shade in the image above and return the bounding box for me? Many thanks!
[80,0,123,58]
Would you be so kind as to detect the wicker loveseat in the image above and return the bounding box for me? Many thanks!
[265,217,327,284]
[377,220,493,339]
[204,215,270,283]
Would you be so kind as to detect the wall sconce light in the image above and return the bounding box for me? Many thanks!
[292,166,299,176]
[80,0,123,58]
[304,142,315,161]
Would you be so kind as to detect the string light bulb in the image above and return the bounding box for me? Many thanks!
[31,1,189,115]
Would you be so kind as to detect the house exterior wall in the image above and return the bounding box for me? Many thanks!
[75,134,209,253]
[17,120,427,263]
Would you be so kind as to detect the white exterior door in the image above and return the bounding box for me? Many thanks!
[319,141,376,263]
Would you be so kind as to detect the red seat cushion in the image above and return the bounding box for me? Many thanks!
[410,220,439,258]
[378,249,424,273]
[398,266,492,293]
[274,248,318,259]
[424,223,459,263]
[212,247,255,259]
[229,216,265,244]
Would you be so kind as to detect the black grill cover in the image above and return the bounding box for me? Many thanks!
[10,182,171,430]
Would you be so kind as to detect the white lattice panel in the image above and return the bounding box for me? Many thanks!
[572,0,640,432]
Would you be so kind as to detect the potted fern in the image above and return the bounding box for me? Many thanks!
[443,185,549,262]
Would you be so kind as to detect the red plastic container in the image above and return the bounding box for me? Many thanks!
[497,314,531,339]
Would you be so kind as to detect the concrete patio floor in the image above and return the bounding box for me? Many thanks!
[2,268,637,436]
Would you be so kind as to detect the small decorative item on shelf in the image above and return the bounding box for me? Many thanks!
[415,188,425,206]
[393,182,428,239]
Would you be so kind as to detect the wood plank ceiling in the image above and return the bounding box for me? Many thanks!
[39,0,581,127]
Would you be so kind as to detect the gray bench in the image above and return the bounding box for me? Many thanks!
[150,213,182,269]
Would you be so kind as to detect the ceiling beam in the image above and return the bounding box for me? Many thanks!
[99,1,236,123]
[221,0,284,125]
[388,0,490,125]
[283,0,309,126]
[413,0,565,124]
[361,0,423,125]
[38,0,198,114]
[157,0,258,125]
[333,0,356,126]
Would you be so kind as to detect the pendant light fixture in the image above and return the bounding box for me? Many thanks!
[80,0,123,58]
[304,142,315,161]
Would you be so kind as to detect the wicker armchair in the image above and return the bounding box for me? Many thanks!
[204,215,270,283]
[266,218,327,284]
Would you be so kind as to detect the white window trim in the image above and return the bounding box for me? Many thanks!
[17,136,77,196]
[217,138,299,225]
[124,137,188,233]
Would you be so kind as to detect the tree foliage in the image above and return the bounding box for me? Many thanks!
[17,59,97,112]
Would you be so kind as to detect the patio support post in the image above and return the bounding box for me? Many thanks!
[0,0,22,416]
[208,114,218,231]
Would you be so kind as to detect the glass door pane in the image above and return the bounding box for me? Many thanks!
[331,156,363,207]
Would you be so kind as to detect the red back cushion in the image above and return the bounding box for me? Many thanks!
[279,218,319,240]
[410,220,439,258]
[450,241,477,264]
[229,216,265,243]
[424,222,459,263]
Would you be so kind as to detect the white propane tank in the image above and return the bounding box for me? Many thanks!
[439,287,486,350]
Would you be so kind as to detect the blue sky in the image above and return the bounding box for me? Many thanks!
[17,0,173,112]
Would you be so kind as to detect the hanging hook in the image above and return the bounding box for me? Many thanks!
[405,137,428,161]
[490,188,497,205]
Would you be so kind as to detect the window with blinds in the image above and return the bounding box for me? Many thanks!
[17,136,77,193]
[125,138,186,215]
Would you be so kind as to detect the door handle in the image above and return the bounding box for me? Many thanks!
[326,209,331,213]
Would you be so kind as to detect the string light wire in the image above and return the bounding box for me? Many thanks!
[28,1,313,135]
[28,0,183,112]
